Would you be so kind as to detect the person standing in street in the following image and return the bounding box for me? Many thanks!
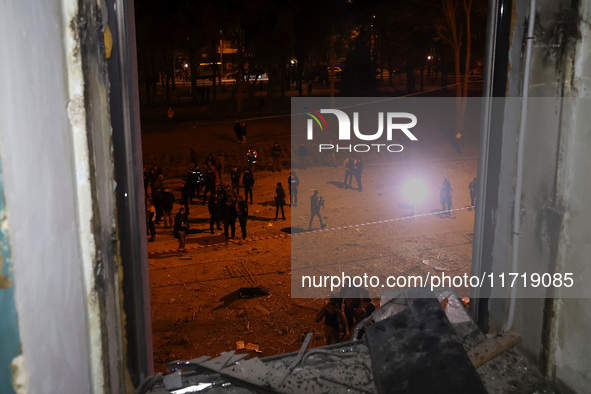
[271,142,282,172]
[274,182,286,220]
[353,159,363,192]
[440,178,453,216]
[222,198,237,240]
[344,157,354,188]
[234,121,243,143]
[241,121,247,144]
[202,166,217,205]
[246,146,258,172]
[205,153,216,169]
[315,299,347,345]
[162,187,175,228]
[173,207,189,252]
[288,171,299,207]
[146,200,156,242]
[243,168,255,204]
[151,174,164,223]
[237,195,249,239]
[208,191,222,234]
[216,153,225,186]
[328,139,337,167]
[309,190,325,230]
[167,106,174,125]
[230,166,241,195]
[469,177,478,209]
[297,143,308,169]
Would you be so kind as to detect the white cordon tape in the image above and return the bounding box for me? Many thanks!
[148,206,474,256]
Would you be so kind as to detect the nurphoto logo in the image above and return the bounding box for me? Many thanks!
[305,108,418,153]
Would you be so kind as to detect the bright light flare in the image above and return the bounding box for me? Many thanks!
[402,178,427,204]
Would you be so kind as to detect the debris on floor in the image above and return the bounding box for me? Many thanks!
[141,288,553,393]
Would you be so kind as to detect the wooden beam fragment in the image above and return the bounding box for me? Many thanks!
[468,331,522,368]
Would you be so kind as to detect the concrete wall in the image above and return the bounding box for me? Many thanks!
[0,0,130,392]
[0,1,93,392]
[550,1,591,391]
[480,0,591,391]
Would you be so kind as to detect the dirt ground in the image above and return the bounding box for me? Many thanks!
[143,104,480,372]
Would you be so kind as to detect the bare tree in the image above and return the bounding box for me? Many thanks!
[439,0,474,135]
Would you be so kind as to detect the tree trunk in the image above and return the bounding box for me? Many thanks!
[420,63,424,91]
[442,0,466,134]
[145,78,152,105]
[280,67,286,98]
[190,51,198,101]
[297,60,305,97]
[165,74,170,106]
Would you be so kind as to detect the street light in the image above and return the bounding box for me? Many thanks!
[402,177,427,216]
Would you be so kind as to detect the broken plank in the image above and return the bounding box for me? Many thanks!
[468,331,522,368]
[240,261,257,286]
[225,265,234,278]
[293,302,318,312]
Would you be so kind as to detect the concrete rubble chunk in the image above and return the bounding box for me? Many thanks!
[365,295,487,394]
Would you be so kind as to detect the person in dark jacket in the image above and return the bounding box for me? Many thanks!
[202,166,217,205]
[173,207,189,252]
[233,121,243,143]
[274,182,286,220]
[208,191,222,234]
[288,171,299,206]
[143,167,150,198]
[240,121,247,144]
[246,147,258,172]
[297,143,308,169]
[205,153,216,169]
[230,167,241,195]
[151,174,164,223]
[468,177,478,209]
[271,142,282,172]
[222,199,237,240]
[216,153,225,186]
[162,187,175,228]
[316,299,347,345]
[237,195,249,239]
[344,157,354,188]
[188,164,204,199]
[440,178,453,215]
[146,200,156,242]
[243,168,255,204]
[353,159,363,192]
[309,190,325,230]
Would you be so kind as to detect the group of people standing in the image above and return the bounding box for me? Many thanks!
[206,184,249,240]
[343,157,363,191]
[439,176,478,217]
[144,164,194,252]
[144,165,176,242]
[316,288,376,345]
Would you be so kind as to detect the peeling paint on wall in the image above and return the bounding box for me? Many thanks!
[0,156,21,394]
[9,355,28,394]
[0,253,12,290]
